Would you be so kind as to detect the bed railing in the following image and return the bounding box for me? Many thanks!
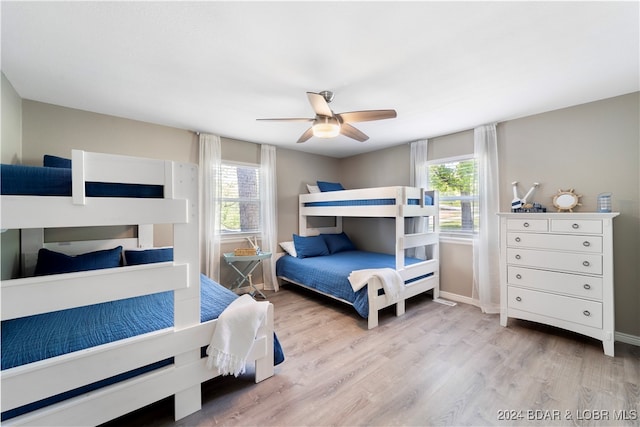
[71,149,174,204]
[299,186,438,218]
[2,304,274,426]
[1,262,188,320]
[0,150,206,424]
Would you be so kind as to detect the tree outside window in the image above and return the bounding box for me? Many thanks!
[219,163,260,235]
[428,158,478,233]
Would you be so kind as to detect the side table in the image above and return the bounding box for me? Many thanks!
[222,252,272,299]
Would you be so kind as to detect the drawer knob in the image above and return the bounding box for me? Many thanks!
[516,274,522,279]
[583,310,591,317]
[583,284,591,290]
[583,261,590,267]
[515,237,521,243]
[583,241,591,247]
[515,254,521,260]
[516,296,522,302]
[572,223,580,229]
[523,222,530,228]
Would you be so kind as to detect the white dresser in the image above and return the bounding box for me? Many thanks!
[498,212,619,356]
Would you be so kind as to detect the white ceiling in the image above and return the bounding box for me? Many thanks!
[2,1,638,158]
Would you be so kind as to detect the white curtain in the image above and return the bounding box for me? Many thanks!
[409,140,429,259]
[260,144,279,291]
[472,124,501,313]
[199,133,222,282]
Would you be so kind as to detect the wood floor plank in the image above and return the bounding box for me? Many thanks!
[102,287,640,427]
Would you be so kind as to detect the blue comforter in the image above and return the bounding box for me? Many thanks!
[0,163,163,197]
[275,250,423,318]
[1,274,238,369]
[1,274,284,420]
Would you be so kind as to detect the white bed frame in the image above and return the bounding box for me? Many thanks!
[294,186,440,329]
[1,150,275,426]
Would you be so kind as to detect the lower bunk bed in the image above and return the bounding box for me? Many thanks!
[1,253,285,426]
[0,150,283,426]
[276,233,439,329]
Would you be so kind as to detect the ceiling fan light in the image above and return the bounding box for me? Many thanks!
[312,116,340,138]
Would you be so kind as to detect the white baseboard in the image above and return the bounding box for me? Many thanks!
[439,292,640,348]
[615,331,640,347]
[438,291,476,307]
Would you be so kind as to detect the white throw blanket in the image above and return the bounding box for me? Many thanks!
[348,268,405,304]
[206,294,269,377]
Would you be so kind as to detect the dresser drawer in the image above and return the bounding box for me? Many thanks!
[507,232,602,253]
[508,287,602,328]
[507,218,548,232]
[551,219,602,234]
[507,248,602,275]
[508,266,603,300]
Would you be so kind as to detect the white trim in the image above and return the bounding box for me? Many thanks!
[221,159,259,168]
[218,161,262,237]
[220,234,261,244]
[439,235,473,245]
[439,290,476,307]
[441,292,640,349]
[615,331,640,347]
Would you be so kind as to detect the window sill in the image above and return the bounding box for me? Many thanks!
[220,233,261,244]
[439,234,474,245]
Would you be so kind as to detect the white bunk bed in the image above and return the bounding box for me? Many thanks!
[0,150,276,426]
[288,186,440,329]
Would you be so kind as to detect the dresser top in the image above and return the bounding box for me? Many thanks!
[498,212,620,219]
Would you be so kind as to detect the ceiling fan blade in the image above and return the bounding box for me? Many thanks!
[307,92,333,117]
[297,127,314,143]
[256,118,314,122]
[340,123,369,142]
[337,109,397,123]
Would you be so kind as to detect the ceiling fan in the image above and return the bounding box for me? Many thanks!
[257,91,397,143]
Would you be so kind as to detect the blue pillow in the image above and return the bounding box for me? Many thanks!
[125,247,174,265]
[43,155,72,168]
[292,234,329,258]
[322,232,356,254]
[34,246,123,276]
[316,181,345,192]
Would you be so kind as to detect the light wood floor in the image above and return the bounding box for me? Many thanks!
[104,286,640,427]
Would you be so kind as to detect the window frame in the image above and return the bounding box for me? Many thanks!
[218,160,262,241]
[426,154,478,237]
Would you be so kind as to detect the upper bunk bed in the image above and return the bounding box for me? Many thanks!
[300,184,437,220]
[299,184,439,269]
[278,183,440,329]
[0,150,280,426]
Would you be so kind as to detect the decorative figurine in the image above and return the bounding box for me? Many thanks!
[511,181,545,212]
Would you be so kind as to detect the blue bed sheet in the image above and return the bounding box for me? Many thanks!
[275,250,423,318]
[1,274,284,420]
[1,274,232,369]
[0,164,163,197]
[303,194,433,207]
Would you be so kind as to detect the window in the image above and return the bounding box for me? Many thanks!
[428,156,478,234]
[219,162,261,236]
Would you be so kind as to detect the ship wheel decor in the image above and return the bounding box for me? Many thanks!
[552,188,582,212]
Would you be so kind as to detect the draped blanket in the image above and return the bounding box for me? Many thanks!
[206,294,269,377]
[348,268,405,304]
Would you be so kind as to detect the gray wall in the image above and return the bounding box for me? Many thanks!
[498,93,639,337]
[341,92,640,336]
[1,73,22,279]
[11,89,640,337]
[339,130,476,298]
[17,100,341,284]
